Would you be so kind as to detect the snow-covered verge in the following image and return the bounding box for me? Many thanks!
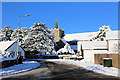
[33,59,119,77]
[0,61,40,76]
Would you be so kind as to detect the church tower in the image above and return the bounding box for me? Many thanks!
[51,19,64,42]
[55,19,58,29]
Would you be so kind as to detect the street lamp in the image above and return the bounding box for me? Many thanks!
[17,14,30,63]
[18,14,30,27]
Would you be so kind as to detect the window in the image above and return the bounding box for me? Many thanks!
[100,38,104,41]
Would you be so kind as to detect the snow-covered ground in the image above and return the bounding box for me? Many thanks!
[0,61,40,76]
[32,59,119,77]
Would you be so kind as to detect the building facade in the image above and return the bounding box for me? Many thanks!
[94,30,120,69]
[0,41,25,59]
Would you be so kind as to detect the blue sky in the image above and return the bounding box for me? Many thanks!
[2,2,118,34]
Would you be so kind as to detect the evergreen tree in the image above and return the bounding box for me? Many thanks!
[0,23,56,55]
[11,27,29,45]
[21,22,56,54]
[0,25,13,41]
[91,26,111,41]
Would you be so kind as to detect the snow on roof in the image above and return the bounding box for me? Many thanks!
[82,41,107,50]
[0,41,16,52]
[60,39,67,45]
[64,32,98,41]
[106,30,120,40]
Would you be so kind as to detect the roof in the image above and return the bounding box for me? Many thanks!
[0,41,16,52]
[60,39,67,45]
[70,45,77,50]
[64,32,98,41]
[82,41,107,50]
[70,39,78,41]
[106,30,120,40]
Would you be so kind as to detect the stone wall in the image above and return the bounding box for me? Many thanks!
[94,53,120,69]
[0,59,17,68]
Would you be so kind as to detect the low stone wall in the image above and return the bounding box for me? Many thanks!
[58,55,73,59]
[0,59,17,69]
[68,57,83,61]
[42,56,59,59]
[26,55,39,59]
[94,54,120,69]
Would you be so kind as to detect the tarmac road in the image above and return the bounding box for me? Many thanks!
[1,60,120,80]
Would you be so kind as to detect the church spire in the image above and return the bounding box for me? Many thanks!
[55,18,58,29]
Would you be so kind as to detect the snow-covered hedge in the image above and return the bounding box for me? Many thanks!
[57,43,75,54]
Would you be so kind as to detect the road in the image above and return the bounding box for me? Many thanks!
[1,60,120,80]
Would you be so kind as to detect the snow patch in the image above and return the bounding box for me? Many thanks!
[0,61,40,76]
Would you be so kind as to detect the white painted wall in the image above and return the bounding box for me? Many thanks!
[77,40,88,55]
[83,49,94,63]
[108,40,120,52]
[77,41,82,55]
[83,49,108,63]
[5,41,25,59]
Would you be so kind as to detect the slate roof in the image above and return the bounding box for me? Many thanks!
[106,30,120,40]
[64,32,98,41]
[82,41,107,50]
[0,41,16,52]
